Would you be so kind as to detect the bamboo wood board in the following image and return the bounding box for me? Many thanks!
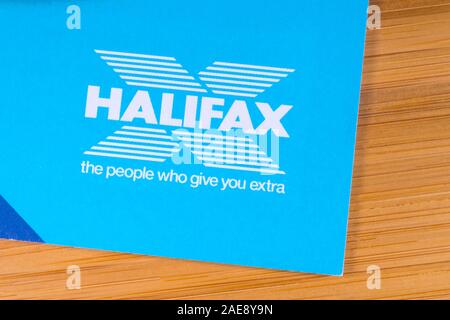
[0,0,449,300]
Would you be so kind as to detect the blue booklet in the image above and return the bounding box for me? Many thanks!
[0,1,367,276]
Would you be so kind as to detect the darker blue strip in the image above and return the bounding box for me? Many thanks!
[0,195,43,243]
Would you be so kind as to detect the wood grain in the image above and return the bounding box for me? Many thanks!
[1,0,450,300]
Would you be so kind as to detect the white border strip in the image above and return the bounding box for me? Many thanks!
[214,61,295,73]
[203,163,285,175]
[84,151,166,162]
[94,49,176,61]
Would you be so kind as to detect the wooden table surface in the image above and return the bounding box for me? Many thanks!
[1,0,450,300]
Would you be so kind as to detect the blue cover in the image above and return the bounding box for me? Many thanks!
[0,0,367,275]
